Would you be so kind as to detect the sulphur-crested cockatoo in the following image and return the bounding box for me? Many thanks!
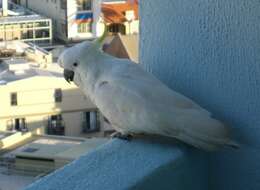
[58,35,237,151]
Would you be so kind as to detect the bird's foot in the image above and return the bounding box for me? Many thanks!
[111,132,133,141]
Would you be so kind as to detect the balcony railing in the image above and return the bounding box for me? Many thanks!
[81,121,100,133]
[47,121,65,136]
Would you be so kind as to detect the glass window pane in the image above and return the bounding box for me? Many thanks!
[35,29,50,38]
[10,92,17,106]
[77,0,92,11]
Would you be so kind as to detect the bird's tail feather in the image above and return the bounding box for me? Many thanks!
[161,112,238,151]
[175,132,221,151]
[174,132,239,151]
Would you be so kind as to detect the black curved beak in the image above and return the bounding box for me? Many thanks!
[64,69,74,83]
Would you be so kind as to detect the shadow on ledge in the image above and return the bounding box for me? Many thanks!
[24,137,208,190]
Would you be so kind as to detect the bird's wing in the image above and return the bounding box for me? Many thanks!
[99,63,210,115]
[92,63,234,151]
[93,71,152,133]
[92,63,209,131]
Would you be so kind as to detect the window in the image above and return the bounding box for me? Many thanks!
[77,22,92,33]
[61,23,68,36]
[35,21,49,27]
[77,0,92,11]
[108,23,126,35]
[13,0,21,4]
[82,111,100,133]
[47,115,65,135]
[21,30,33,40]
[14,118,28,132]
[54,88,62,102]
[60,0,67,9]
[10,92,17,106]
[35,29,50,38]
[41,29,50,38]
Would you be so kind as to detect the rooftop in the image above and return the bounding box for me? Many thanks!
[0,42,62,84]
[3,137,84,160]
[54,138,109,160]
[0,59,63,83]
[0,2,49,24]
[0,14,49,24]
[0,130,109,190]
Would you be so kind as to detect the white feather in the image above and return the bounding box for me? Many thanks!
[59,41,238,151]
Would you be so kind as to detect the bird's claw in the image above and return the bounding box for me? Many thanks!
[111,132,133,141]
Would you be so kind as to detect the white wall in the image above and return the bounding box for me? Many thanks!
[124,20,139,35]
[20,0,103,42]
[67,0,103,41]
[0,76,96,137]
[20,0,67,41]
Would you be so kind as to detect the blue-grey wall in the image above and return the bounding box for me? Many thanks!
[140,1,260,190]
[25,139,208,190]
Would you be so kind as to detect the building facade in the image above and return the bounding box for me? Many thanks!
[0,70,105,137]
[0,1,52,44]
[0,43,110,137]
[18,0,104,42]
[102,0,139,35]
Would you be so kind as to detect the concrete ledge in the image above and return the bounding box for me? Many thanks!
[0,127,44,152]
[25,138,208,190]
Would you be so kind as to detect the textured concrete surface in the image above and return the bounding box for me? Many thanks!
[24,139,208,190]
[140,1,260,190]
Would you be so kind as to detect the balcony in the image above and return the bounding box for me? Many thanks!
[24,138,208,190]
[47,121,65,136]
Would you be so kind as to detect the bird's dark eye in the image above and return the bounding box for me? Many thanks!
[73,62,78,67]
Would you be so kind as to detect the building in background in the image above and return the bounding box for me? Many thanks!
[17,0,104,42]
[1,133,108,175]
[0,130,108,190]
[102,0,139,35]
[0,41,112,138]
[104,33,139,63]
[0,0,52,44]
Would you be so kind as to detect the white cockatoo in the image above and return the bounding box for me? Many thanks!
[58,34,237,151]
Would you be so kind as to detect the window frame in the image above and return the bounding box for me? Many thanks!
[10,92,17,106]
[54,88,62,103]
[77,0,92,11]
[77,22,92,33]
[14,118,27,132]
[82,111,100,133]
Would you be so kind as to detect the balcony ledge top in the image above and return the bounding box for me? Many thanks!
[24,137,207,190]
